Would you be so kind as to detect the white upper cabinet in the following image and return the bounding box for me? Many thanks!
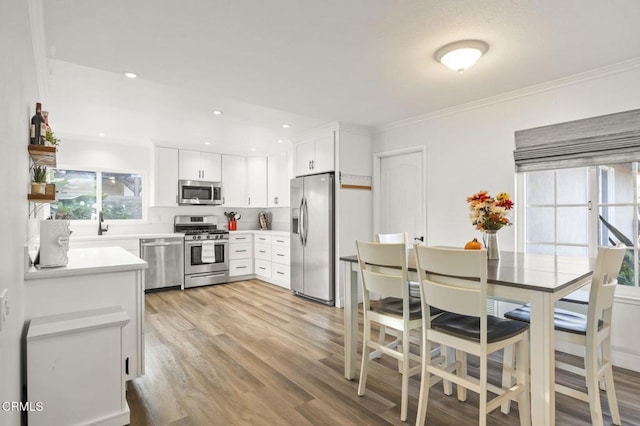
[247,157,267,207]
[179,150,221,181]
[221,155,247,207]
[294,129,335,176]
[268,152,289,207]
[222,155,268,208]
[153,147,179,206]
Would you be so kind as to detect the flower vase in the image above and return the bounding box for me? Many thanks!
[484,230,500,260]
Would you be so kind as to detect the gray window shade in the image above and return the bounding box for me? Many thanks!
[514,109,640,172]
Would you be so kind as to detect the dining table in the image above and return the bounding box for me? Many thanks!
[340,249,594,426]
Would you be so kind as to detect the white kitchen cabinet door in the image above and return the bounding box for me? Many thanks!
[247,157,267,207]
[313,130,335,174]
[154,147,179,206]
[179,150,221,181]
[268,152,289,207]
[295,139,315,176]
[294,131,335,177]
[222,155,247,207]
[201,152,222,182]
[178,150,202,180]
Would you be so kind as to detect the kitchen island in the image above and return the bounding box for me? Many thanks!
[24,246,147,381]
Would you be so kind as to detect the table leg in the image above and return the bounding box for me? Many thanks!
[344,263,358,380]
[528,292,555,426]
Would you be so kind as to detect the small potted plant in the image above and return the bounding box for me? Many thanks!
[31,165,47,195]
[44,129,60,147]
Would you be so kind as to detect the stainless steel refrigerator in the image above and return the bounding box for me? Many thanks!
[290,173,335,305]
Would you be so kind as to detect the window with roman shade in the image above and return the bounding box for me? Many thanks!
[514,108,640,172]
[515,109,640,295]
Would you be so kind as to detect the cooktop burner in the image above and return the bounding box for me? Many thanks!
[183,229,228,235]
[174,215,229,240]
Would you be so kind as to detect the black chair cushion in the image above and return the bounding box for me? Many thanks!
[504,304,602,336]
[431,312,529,343]
[372,297,441,320]
[559,290,589,305]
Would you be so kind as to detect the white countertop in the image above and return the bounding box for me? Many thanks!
[25,246,148,280]
[232,230,290,237]
[70,232,183,242]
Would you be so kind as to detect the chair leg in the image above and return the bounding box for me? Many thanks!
[456,349,467,401]
[400,330,410,422]
[374,324,386,359]
[479,353,487,426]
[416,340,432,426]
[516,337,531,426]
[501,344,515,414]
[358,319,371,396]
[438,344,452,396]
[585,345,604,426]
[602,338,621,425]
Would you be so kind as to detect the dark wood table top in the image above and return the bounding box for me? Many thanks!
[340,250,594,293]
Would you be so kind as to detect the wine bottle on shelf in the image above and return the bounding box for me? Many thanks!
[30,103,46,145]
[42,110,51,146]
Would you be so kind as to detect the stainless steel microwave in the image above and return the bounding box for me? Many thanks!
[178,180,223,205]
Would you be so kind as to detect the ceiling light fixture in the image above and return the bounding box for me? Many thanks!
[123,72,137,79]
[204,141,211,145]
[212,110,223,115]
[250,148,256,152]
[434,40,489,72]
[98,132,106,137]
[282,124,290,128]
[277,139,283,144]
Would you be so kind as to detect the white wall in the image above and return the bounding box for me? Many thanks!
[0,0,41,424]
[373,63,640,371]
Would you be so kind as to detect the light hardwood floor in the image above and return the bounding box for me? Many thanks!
[128,280,640,425]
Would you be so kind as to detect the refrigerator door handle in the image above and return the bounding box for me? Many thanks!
[299,197,305,246]
[302,197,309,246]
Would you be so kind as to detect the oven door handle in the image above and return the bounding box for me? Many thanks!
[141,241,183,247]
[194,272,227,277]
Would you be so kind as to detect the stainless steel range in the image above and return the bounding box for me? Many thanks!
[174,215,229,288]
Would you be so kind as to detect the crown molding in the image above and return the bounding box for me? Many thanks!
[27,0,47,100]
[377,57,640,133]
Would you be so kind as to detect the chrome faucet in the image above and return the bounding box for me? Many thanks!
[98,211,109,235]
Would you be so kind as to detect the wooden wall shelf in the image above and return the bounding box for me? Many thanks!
[28,184,56,202]
[28,145,57,167]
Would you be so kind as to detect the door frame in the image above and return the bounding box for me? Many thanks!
[373,145,427,243]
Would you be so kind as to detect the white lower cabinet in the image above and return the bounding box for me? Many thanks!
[27,307,130,426]
[255,259,272,278]
[229,233,254,277]
[228,232,290,287]
[253,233,290,288]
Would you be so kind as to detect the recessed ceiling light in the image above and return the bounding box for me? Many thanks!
[124,72,137,79]
[204,141,211,145]
[212,110,223,115]
[434,40,489,72]
[250,148,256,152]
[98,132,106,137]
[281,124,290,128]
[277,139,283,144]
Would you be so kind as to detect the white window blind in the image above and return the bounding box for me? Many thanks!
[514,109,640,172]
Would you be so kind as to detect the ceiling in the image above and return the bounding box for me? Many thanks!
[42,0,640,155]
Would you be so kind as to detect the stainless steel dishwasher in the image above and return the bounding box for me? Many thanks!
[140,237,184,291]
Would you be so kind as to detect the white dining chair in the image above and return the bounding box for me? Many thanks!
[414,245,531,426]
[374,233,417,353]
[356,240,422,421]
[502,246,626,426]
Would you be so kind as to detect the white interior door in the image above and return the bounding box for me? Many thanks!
[376,149,425,244]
